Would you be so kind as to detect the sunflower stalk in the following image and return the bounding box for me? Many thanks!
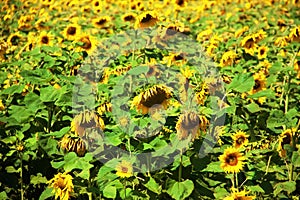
[178,150,183,182]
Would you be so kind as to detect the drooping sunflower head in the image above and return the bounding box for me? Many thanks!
[59,135,87,157]
[131,85,172,114]
[288,26,300,42]
[232,130,249,149]
[219,50,237,67]
[219,147,246,173]
[115,160,133,178]
[175,112,208,140]
[63,23,81,40]
[47,172,74,200]
[135,11,159,29]
[71,110,105,137]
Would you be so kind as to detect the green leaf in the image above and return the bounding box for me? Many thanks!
[202,161,223,172]
[0,191,8,200]
[8,105,34,123]
[1,85,24,95]
[245,102,260,113]
[43,127,70,138]
[227,73,254,93]
[39,188,54,200]
[40,86,61,102]
[166,179,194,200]
[5,166,21,173]
[24,92,46,113]
[127,66,149,75]
[291,151,300,167]
[274,181,296,196]
[246,185,264,193]
[30,173,48,186]
[248,89,275,98]
[144,177,161,194]
[103,185,117,199]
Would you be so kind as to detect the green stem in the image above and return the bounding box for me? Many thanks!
[19,152,24,200]
[235,172,239,190]
[178,151,183,182]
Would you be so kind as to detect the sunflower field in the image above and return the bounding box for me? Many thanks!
[1,0,300,199]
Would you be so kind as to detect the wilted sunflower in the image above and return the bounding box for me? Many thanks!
[76,33,98,55]
[194,82,209,105]
[97,102,112,115]
[47,172,74,200]
[224,188,255,200]
[37,31,54,46]
[219,147,246,173]
[115,160,133,178]
[277,128,297,157]
[232,130,249,148]
[131,85,172,114]
[135,11,159,29]
[63,24,81,40]
[257,46,268,60]
[71,110,105,137]
[176,112,209,140]
[59,135,87,157]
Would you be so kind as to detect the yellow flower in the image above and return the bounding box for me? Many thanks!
[194,82,209,105]
[37,31,54,46]
[97,102,112,115]
[274,36,288,47]
[232,130,249,148]
[121,12,137,23]
[250,71,266,95]
[294,59,300,78]
[224,188,255,200]
[197,29,213,42]
[59,135,87,157]
[288,26,300,42]
[63,24,81,40]
[277,128,297,157]
[76,33,98,55]
[257,46,268,60]
[0,100,5,111]
[116,160,133,178]
[131,85,172,115]
[71,110,105,137]
[163,53,186,67]
[7,32,22,47]
[241,35,257,55]
[176,112,209,140]
[215,126,226,145]
[219,147,246,173]
[135,11,159,29]
[235,26,249,38]
[48,172,74,200]
[92,16,111,28]
[219,50,237,67]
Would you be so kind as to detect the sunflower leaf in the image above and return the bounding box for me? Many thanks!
[226,73,254,93]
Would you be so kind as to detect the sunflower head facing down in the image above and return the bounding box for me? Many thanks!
[115,160,133,178]
[232,130,249,149]
[176,112,209,140]
[219,147,246,173]
[71,110,105,137]
[131,85,172,115]
[47,172,74,200]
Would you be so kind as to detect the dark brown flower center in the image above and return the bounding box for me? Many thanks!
[236,136,245,145]
[11,35,20,45]
[41,36,49,44]
[67,27,76,35]
[96,19,107,25]
[124,15,134,21]
[80,37,92,50]
[141,14,153,23]
[121,166,128,173]
[253,80,261,90]
[141,87,169,107]
[225,154,238,166]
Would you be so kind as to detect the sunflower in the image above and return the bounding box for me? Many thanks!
[241,35,257,55]
[7,32,22,47]
[131,85,172,115]
[235,26,249,38]
[277,128,297,157]
[135,11,159,29]
[76,33,98,55]
[121,12,137,23]
[163,52,187,67]
[274,36,288,47]
[63,24,81,40]
[232,130,249,148]
[176,112,208,140]
[224,188,255,200]
[71,110,105,137]
[194,82,209,105]
[115,160,133,178]
[47,172,74,200]
[219,147,246,173]
[257,46,268,60]
[92,16,111,28]
[250,71,266,94]
[288,26,300,42]
[294,59,300,78]
[220,50,237,67]
[0,41,8,61]
[97,102,112,115]
[37,31,54,46]
[59,135,87,157]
